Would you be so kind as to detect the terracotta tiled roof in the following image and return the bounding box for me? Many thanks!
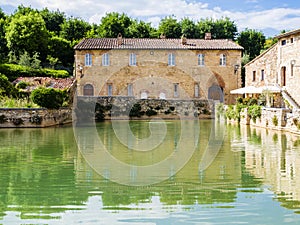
[74,38,243,50]
[13,77,75,92]
[274,28,300,39]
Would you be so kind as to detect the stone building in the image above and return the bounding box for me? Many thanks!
[244,28,300,108]
[74,34,243,104]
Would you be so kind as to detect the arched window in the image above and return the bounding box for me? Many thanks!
[83,84,94,96]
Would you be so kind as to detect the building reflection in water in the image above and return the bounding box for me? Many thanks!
[238,125,300,211]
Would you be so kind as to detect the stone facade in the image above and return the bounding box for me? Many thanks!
[245,44,278,87]
[74,37,243,104]
[245,28,300,107]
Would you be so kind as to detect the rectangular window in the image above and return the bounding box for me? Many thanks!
[198,54,205,66]
[102,53,109,66]
[261,70,264,81]
[252,71,256,82]
[108,84,113,96]
[168,53,175,66]
[129,53,136,66]
[220,54,226,66]
[194,83,200,97]
[127,84,133,96]
[174,83,179,97]
[281,40,286,45]
[85,53,92,66]
[291,38,294,44]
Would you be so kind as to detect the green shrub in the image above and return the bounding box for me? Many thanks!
[247,105,262,122]
[0,64,70,81]
[0,73,18,97]
[16,81,30,89]
[30,87,67,109]
[225,103,246,123]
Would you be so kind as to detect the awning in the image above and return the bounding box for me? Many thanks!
[230,85,282,94]
[230,86,261,94]
[261,85,281,93]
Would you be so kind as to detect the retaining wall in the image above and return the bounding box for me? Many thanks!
[0,108,72,128]
[74,96,214,121]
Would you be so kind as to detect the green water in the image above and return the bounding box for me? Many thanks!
[1,120,300,224]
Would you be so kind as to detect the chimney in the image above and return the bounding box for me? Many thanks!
[117,33,122,45]
[205,32,211,40]
[181,35,187,45]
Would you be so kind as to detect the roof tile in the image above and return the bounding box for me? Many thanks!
[74,38,243,50]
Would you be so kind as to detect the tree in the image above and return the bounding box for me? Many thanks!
[237,29,266,60]
[60,17,91,42]
[47,36,73,68]
[128,20,155,38]
[5,11,49,61]
[0,7,5,19]
[0,16,8,62]
[40,8,66,35]
[97,12,132,37]
[263,37,278,51]
[197,18,213,38]
[180,18,199,38]
[197,17,237,39]
[11,5,36,17]
[157,16,181,38]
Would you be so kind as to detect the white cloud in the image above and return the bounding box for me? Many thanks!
[233,8,300,33]
[2,0,300,36]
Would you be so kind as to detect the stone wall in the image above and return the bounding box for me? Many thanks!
[74,96,214,121]
[245,44,278,87]
[227,105,300,135]
[0,108,72,128]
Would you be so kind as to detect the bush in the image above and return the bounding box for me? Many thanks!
[30,87,67,109]
[16,81,30,89]
[225,103,246,122]
[0,64,70,81]
[0,73,18,97]
[247,105,262,122]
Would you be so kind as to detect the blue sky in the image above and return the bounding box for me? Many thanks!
[1,0,300,37]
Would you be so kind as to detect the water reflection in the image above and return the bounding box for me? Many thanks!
[0,121,300,224]
[237,125,300,213]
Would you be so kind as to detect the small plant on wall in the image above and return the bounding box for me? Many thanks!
[12,118,24,126]
[0,115,7,124]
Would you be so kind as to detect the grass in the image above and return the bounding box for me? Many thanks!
[0,96,40,108]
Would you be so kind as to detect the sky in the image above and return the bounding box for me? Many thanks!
[1,0,300,37]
